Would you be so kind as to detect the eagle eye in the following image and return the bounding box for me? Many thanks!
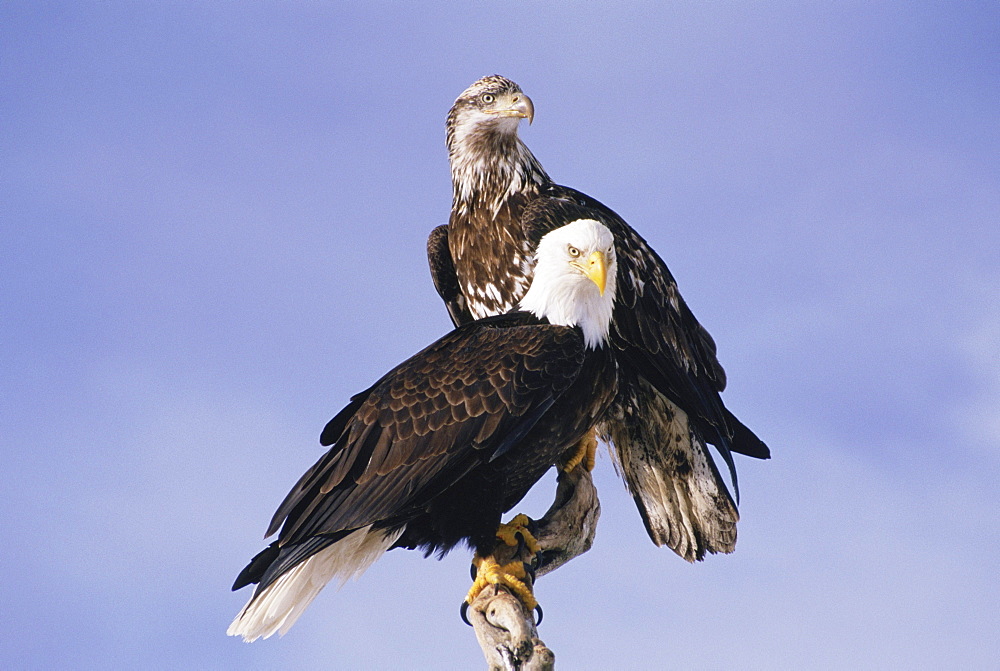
[567,245,581,258]
[481,93,495,104]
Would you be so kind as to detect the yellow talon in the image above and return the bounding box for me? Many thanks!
[562,428,598,473]
[465,555,538,611]
[464,514,542,614]
[495,513,539,554]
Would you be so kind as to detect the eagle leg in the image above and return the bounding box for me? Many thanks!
[560,427,598,473]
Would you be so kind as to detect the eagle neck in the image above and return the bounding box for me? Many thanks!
[519,277,614,351]
[447,125,550,319]
[449,129,548,219]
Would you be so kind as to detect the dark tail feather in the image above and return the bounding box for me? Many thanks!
[232,541,280,591]
[726,410,771,459]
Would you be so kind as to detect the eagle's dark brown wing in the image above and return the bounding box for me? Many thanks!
[427,224,473,326]
[264,317,587,550]
[514,191,768,559]
[522,190,768,462]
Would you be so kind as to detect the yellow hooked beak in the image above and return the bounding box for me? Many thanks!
[485,93,535,124]
[574,250,608,295]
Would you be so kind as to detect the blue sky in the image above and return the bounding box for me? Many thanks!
[3,2,998,669]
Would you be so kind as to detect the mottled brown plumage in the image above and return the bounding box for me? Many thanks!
[429,75,770,562]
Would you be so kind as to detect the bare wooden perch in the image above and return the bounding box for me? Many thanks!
[464,464,601,670]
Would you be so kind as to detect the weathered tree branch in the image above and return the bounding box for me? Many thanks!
[465,464,601,670]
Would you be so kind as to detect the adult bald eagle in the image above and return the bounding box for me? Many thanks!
[427,75,770,563]
[229,219,619,642]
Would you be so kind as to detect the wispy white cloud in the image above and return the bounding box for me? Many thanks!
[951,279,1000,452]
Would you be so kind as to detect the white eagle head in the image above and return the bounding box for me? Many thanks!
[519,219,618,349]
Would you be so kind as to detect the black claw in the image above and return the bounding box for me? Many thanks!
[470,562,478,581]
[533,604,544,626]
[511,516,537,554]
[460,601,472,626]
[523,561,536,583]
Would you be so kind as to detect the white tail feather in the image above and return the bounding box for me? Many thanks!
[227,525,403,642]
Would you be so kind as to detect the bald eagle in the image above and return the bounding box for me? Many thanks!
[427,75,770,563]
[229,219,619,641]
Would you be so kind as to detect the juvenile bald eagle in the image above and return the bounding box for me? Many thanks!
[229,219,619,641]
[427,75,770,562]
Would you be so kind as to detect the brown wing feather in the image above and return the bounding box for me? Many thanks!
[266,320,586,548]
[427,224,472,326]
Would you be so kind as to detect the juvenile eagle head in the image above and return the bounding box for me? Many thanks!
[519,219,618,349]
[446,75,547,206]
[446,75,533,151]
